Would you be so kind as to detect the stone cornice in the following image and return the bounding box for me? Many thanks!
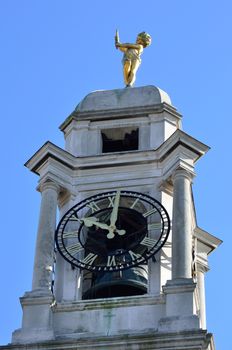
[59,102,181,131]
[24,141,76,174]
[193,227,222,256]
[24,142,157,175]
[157,130,210,183]
[24,129,210,180]
[157,129,210,163]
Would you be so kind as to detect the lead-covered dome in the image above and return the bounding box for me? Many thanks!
[75,85,171,112]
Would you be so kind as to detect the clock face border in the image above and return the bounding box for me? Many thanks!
[55,190,171,272]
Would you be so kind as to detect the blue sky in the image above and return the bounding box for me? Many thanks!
[0,1,231,348]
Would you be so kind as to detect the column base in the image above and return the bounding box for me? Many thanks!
[12,328,54,344]
[12,290,55,344]
[161,278,200,331]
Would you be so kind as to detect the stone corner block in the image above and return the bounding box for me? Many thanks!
[158,315,200,333]
[12,328,54,344]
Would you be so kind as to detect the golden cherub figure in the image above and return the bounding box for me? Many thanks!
[115,30,152,87]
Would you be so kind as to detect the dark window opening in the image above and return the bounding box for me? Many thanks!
[102,128,139,153]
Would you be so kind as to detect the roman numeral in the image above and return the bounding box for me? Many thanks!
[69,214,79,221]
[107,190,121,208]
[82,253,98,265]
[130,196,141,209]
[63,231,79,239]
[140,237,158,248]
[107,196,115,207]
[107,255,117,267]
[86,201,100,213]
[143,208,158,218]
[129,250,142,261]
[148,222,162,230]
[67,243,83,255]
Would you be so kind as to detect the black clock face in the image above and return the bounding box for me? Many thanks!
[55,190,170,272]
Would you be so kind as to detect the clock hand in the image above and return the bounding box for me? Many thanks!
[81,217,117,238]
[108,191,126,238]
[106,228,126,239]
[80,217,110,230]
[116,229,126,235]
[80,216,126,239]
[110,190,121,228]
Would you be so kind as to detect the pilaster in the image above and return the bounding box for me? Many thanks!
[64,119,91,156]
[196,262,209,329]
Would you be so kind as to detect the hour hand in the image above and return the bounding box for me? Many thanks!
[80,216,110,230]
[80,212,126,240]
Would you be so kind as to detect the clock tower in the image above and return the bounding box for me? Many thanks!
[1,85,221,350]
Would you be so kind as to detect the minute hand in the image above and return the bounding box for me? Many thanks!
[110,190,121,227]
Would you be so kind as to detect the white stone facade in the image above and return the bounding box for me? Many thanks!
[0,86,221,350]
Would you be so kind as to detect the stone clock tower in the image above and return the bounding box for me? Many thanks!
[1,86,221,350]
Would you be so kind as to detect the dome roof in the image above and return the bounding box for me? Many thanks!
[75,85,171,112]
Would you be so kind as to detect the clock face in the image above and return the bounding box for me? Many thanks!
[55,190,170,272]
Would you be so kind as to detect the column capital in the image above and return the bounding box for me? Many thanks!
[172,167,195,183]
[38,180,61,194]
[196,261,210,274]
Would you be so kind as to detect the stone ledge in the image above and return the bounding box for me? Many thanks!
[53,293,165,312]
[60,102,181,132]
[1,329,215,350]
[158,315,200,332]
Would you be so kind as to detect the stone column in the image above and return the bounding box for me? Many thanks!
[159,168,200,332]
[172,168,194,279]
[196,263,208,329]
[32,180,60,293]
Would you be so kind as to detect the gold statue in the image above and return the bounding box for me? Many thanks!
[115,30,152,87]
